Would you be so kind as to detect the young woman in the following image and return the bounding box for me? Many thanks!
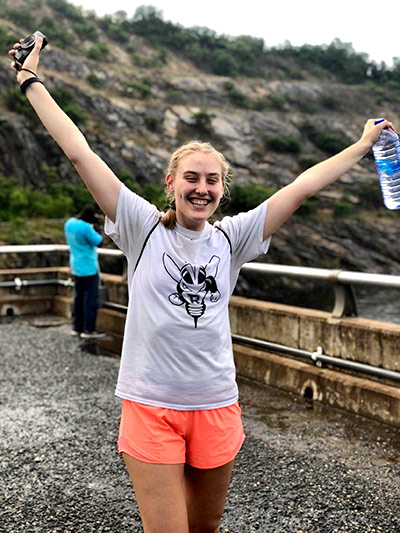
[9,37,394,533]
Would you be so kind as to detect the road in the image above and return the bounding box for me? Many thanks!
[0,317,399,532]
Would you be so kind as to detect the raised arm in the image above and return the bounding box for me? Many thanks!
[262,119,394,240]
[9,37,121,222]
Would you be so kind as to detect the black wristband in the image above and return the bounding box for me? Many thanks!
[20,67,37,77]
[20,77,43,95]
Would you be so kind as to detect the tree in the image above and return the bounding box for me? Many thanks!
[133,5,163,22]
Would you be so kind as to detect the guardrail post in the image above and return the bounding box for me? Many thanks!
[329,270,357,318]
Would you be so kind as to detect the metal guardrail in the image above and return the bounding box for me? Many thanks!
[240,263,400,318]
[0,278,74,289]
[232,334,400,383]
[1,244,400,318]
[1,244,400,383]
[0,244,123,256]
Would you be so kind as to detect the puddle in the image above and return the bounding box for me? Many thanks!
[238,375,400,462]
[29,317,70,328]
[80,335,120,359]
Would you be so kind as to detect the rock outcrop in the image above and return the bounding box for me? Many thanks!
[1,5,400,283]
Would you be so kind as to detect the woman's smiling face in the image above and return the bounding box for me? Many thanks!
[165,152,225,231]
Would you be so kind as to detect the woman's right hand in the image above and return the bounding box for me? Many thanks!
[7,34,122,223]
[9,36,43,84]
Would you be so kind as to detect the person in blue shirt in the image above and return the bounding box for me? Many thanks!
[64,205,105,339]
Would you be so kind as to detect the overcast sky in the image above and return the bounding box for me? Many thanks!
[69,0,399,67]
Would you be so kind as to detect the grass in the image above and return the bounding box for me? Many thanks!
[0,218,66,246]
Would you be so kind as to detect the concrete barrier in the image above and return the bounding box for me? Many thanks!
[229,295,400,373]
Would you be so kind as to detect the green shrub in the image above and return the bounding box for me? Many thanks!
[40,16,75,48]
[9,186,29,211]
[321,95,341,110]
[297,95,317,114]
[224,82,248,108]
[144,114,162,132]
[3,88,37,121]
[29,190,74,218]
[333,201,354,217]
[142,184,166,210]
[267,136,300,153]
[156,47,168,65]
[357,178,382,207]
[373,86,386,105]
[105,25,130,43]
[50,87,88,125]
[41,164,59,187]
[48,180,94,213]
[118,169,142,194]
[314,131,350,154]
[132,49,166,68]
[87,74,102,89]
[211,50,238,76]
[269,39,371,84]
[229,184,278,211]
[47,0,84,22]
[192,109,215,133]
[253,98,268,111]
[131,9,263,77]
[3,7,35,29]
[73,20,99,41]
[88,43,110,61]
[123,80,152,99]
[305,124,351,155]
[0,171,94,221]
[224,81,235,91]
[0,176,17,220]
[268,93,286,110]
[99,10,131,43]
[295,196,319,216]
[7,217,34,245]
[299,156,321,171]
[131,53,154,68]
[229,89,248,108]
[0,26,19,55]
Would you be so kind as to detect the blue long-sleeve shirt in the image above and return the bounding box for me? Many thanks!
[64,218,102,276]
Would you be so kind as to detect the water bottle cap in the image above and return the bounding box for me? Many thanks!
[375,118,385,125]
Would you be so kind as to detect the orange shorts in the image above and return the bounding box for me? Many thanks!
[118,400,245,469]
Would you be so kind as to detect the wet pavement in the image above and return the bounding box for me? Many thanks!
[0,316,399,532]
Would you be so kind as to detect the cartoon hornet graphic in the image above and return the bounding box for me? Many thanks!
[162,253,221,328]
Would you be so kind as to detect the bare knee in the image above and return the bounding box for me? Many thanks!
[122,454,189,533]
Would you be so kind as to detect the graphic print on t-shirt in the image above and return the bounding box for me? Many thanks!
[162,253,221,328]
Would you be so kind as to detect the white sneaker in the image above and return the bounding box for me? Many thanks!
[80,331,106,339]
[70,330,81,337]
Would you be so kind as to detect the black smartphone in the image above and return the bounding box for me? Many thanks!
[14,31,48,65]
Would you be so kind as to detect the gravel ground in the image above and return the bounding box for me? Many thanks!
[0,317,399,533]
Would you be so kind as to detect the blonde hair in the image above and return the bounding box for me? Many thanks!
[161,141,231,229]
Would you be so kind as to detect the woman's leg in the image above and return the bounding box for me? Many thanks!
[122,453,189,533]
[184,460,235,533]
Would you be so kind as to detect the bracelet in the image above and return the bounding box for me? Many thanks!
[20,67,37,77]
[20,76,43,95]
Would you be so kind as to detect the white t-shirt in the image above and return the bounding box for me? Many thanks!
[105,184,270,410]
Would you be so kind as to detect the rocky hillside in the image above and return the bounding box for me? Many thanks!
[1,0,400,289]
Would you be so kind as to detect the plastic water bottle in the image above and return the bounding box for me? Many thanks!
[372,118,400,210]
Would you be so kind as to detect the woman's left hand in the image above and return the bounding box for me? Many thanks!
[360,118,397,148]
